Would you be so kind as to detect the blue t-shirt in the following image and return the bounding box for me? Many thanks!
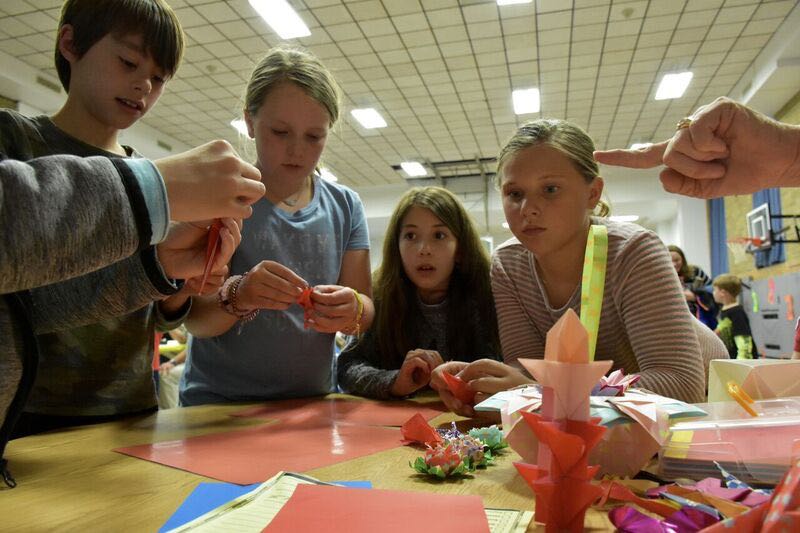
[180,177,369,405]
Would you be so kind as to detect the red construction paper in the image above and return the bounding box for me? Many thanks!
[785,294,795,321]
[768,278,776,305]
[231,398,445,427]
[297,286,314,328]
[198,220,222,294]
[115,421,402,485]
[400,413,442,445]
[442,372,476,405]
[262,484,490,533]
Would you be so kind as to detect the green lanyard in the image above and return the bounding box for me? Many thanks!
[580,225,608,362]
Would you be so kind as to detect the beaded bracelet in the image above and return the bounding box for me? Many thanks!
[218,274,259,323]
[343,289,364,337]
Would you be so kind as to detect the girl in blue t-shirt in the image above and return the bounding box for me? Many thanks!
[181,46,374,405]
[337,186,499,400]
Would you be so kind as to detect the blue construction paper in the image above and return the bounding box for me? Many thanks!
[160,480,372,531]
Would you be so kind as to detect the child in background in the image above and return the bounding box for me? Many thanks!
[158,326,188,409]
[338,187,500,399]
[713,274,758,359]
[4,0,239,438]
[668,244,718,329]
[182,46,374,405]
[432,119,726,413]
[793,318,800,360]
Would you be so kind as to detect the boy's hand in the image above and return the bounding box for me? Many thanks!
[155,140,265,221]
[156,218,241,280]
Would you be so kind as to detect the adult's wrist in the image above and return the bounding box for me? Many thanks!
[784,124,800,185]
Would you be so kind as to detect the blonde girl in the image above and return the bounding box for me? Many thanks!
[182,46,373,405]
[434,119,726,415]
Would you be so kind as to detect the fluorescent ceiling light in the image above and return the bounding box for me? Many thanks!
[629,142,653,150]
[502,222,510,229]
[655,72,693,100]
[351,108,387,129]
[249,0,310,39]
[512,88,540,115]
[231,119,248,136]
[320,167,338,182]
[497,0,532,5]
[401,161,427,177]
[609,215,640,223]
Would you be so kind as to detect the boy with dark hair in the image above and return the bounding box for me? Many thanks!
[0,0,218,441]
[1,142,263,487]
[713,274,758,360]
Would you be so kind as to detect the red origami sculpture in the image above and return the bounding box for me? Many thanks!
[513,309,612,532]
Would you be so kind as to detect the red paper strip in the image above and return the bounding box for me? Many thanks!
[297,286,314,328]
[198,220,223,294]
[263,484,491,533]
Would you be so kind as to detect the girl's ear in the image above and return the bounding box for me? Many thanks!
[587,176,604,208]
[57,25,79,63]
[243,110,255,139]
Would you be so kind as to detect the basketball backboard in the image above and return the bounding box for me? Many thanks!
[746,203,772,250]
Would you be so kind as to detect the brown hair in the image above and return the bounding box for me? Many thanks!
[713,274,742,298]
[667,245,692,280]
[56,0,184,91]
[372,187,498,366]
[496,118,610,217]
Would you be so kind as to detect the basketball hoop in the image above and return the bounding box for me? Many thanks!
[727,237,759,263]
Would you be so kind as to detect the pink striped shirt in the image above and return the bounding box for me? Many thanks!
[492,218,725,403]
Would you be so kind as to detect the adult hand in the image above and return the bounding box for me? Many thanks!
[155,140,265,221]
[237,261,306,311]
[430,361,473,417]
[389,349,443,397]
[156,218,241,280]
[307,285,359,333]
[594,97,800,198]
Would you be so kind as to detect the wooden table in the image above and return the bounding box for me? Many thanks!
[0,400,614,531]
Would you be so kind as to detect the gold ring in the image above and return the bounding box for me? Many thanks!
[676,117,692,130]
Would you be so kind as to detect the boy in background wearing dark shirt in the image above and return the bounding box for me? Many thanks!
[713,274,758,359]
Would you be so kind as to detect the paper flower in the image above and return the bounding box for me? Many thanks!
[436,421,462,441]
[468,426,508,452]
[591,369,640,397]
[451,435,488,468]
[412,443,469,479]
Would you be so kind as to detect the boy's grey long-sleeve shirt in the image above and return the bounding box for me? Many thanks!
[0,110,184,419]
[1,152,165,480]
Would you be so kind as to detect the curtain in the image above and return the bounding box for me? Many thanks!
[709,198,728,276]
